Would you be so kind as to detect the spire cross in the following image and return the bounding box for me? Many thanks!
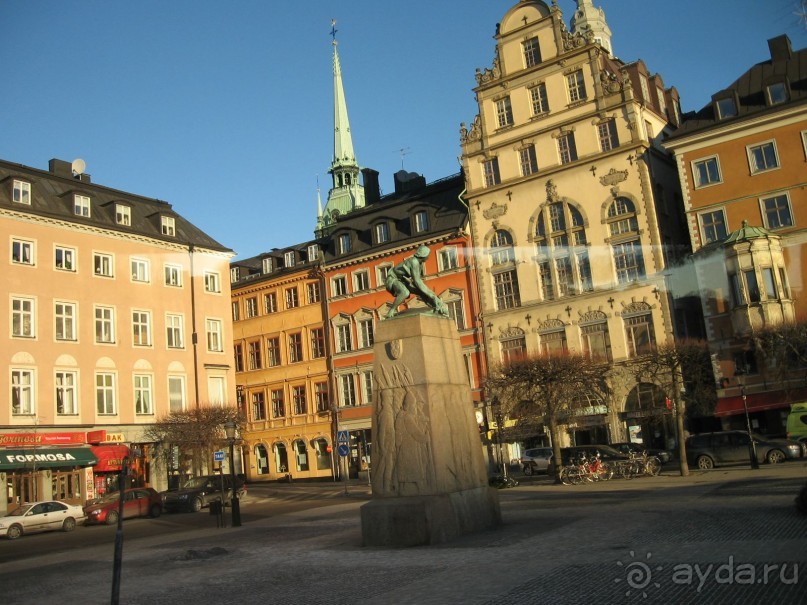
[330,19,338,45]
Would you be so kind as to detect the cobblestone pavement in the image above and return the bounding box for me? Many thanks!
[2,463,805,605]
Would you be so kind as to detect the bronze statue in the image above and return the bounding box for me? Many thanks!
[384,245,449,319]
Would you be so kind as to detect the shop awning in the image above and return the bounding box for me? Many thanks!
[714,390,805,417]
[0,447,98,470]
[90,445,130,472]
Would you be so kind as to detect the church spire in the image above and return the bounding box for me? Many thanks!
[317,20,365,236]
[570,0,614,58]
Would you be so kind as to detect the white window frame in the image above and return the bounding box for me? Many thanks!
[262,257,273,273]
[204,271,221,293]
[55,301,77,341]
[374,222,390,244]
[12,180,31,205]
[339,374,357,407]
[131,258,150,282]
[358,317,374,349]
[74,194,91,217]
[335,322,353,353]
[759,193,794,230]
[338,234,351,255]
[55,246,76,272]
[168,376,186,412]
[206,318,223,352]
[245,296,258,318]
[285,287,299,309]
[331,275,348,297]
[284,251,296,267]
[96,372,117,415]
[523,37,541,68]
[208,376,226,406]
[95,305,115,344]
[55,370,78,415]
[134,374,154,415]
[438,247,459,272]
[11,238,34,266]
[353,270,370,292]
[361,370,374,405]
[307,282,321,304]
[377,263,393,285]
[529,83,549,115]
[567,70,587,103]
[11,369,35,415]
[166,313,184,349]
[93,252,114,277]
[230,267,240,283]
[307,244,319,261]
[698,209,729,244]
[495,96,514,128]
[414,210,429,232]
[132,310,152,346]
[11,296,35,338]
[747,140,780,174]
[115,204,131,226]
[692,156,722,188]
[164,263,183,287]
[161,216,176,236]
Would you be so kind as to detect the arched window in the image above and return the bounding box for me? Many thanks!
[294,439,309,472]
[274,442,289,474]
[312,437,331,470]
[534,202,591,298]
[490,230,515,265]
[607,197,638,237]
[254,444,269,475]
[607,197,645,284]
[490,229,521,310]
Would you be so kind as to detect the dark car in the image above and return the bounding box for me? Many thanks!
[686,430,802,469]
[161,475,247,513]
[84,487,162,525]
[610,442,672,464]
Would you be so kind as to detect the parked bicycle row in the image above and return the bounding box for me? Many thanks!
[520,444,668,483]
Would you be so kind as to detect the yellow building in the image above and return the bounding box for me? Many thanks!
[1,157,235,509]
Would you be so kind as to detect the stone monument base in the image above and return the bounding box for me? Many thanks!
[360,485,501,547]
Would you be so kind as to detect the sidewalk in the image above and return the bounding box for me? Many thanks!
[2,462,805,605]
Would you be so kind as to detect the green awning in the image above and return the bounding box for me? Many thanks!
[0,447,98,470]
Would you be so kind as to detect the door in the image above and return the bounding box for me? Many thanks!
[24,503,49,532]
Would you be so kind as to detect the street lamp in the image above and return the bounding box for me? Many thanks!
[224,420,242,527]
[735,361,759,470]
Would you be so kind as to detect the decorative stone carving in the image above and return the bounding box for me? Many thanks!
[498,325,525,339]
[621,300,652,315]
[483,202,508,221]
[599,168,628,188]
[461,115,482,144]
[546,179,560,203]
[475,47,501,85]
[536,318,565,331]
[579,309,607,324]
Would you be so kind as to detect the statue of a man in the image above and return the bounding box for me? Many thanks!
[384,245,449,319]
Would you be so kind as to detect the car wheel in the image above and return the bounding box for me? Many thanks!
[6,524,23,540]
[696,455,714,470]
[62,517,76,532]
[766,449,785,464]
[149,503,162,518]
[190,497,203,512]
[105,510,119,525]
[523,464,534,476]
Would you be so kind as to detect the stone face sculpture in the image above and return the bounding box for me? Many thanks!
[384,245,449,319]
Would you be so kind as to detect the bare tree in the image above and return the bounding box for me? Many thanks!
[752,319,807,398]
[143,405,242,481]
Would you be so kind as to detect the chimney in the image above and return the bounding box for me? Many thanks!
[394,170,427,194]
[768,35,792,63]
[361,167,381,204]
[48,158,73,177]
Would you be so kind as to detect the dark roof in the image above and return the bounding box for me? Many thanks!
[668,35,807,140]
[231,238,322,285]
[0,158,231,253]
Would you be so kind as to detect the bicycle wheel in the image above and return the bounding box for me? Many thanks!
[645,457,661,476]
[599,463,614,481]
[559,466,574,485]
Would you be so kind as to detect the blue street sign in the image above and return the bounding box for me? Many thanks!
[337,430,349,443]
[214,451,225,461]
[337,444,350,457]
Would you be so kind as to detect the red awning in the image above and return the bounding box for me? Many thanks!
[90,445,130,472]
[714,389,807,417]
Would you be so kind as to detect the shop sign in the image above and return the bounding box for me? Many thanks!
[103,433,126,443]
[0,432,86,446]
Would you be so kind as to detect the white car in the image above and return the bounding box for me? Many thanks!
[0,500,86,540]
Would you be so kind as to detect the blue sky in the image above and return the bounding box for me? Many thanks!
[2,1,805,260]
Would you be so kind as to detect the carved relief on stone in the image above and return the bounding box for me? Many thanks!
[546,179,559,203]
[536,317,565,331]
[578,309,607,324]
[620,299,652,315]
[461,115,482,144]
[599,168,628,188]
[498,325,525,340]
[483,202,508,221]
[475,47,502,85]
[386,339,403,360]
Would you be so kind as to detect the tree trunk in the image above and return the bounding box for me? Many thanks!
[675,397,690,477]
[548,417,563,484]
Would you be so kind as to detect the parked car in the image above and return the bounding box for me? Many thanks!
[547,445,629,474]
[161,475,247,513]
[686,430,803,469]
[0,500,86,540]
[84,487,162,525]
[520,447,553,475]
[786,402,807,442]
[610,442,672,464]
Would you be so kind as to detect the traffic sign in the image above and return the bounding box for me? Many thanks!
[213,451,225,461]
[337,430,349,443]
[337,444,350,457]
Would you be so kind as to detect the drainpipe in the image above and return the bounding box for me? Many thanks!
[188,244,200,407]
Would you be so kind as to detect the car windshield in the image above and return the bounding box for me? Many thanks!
[97,492,122,502]
[180,477,214,489]
[7,505,33,517]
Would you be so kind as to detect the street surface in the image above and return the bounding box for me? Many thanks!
[1,464,805,604]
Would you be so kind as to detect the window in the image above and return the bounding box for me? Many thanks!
[208,376,226,406]
[232,301,241,322]
[374,222,390,244]
[358,318,374,349]
[557,133,578,164]
[134,375,153,415]
[206,319,223,352]
[716,97,737,119]
[55,302,77,341]
[74,194,90,217]
[12,239,34,265]
[745,269,761,303]
[353,270,370,292]
[692,156,722,187]
[340,374,357,407]
[262,257,273,273]
[164,264,182,287]
[530,83,550,115]
[284,251,295,267]
[131,258,149,282]
[271,389,285,418]
[597,120,619,152]
[11,369,34,415]
[523,37,541,67]
[332,276,348,297]
[166,314,183,348]
[245,297,258,318]
[567,70,587,102]
[639,74,650,102]
[377,264,393,284]
[361,371,374,404]
[625,314,656,357]
[493,270,521,310]
[761,194,793,229]
[116,204,131,226]
[230,267,240,283]
[539,329,567,356]
[490,230,515,266]
[307,244,319,261]
[336,323,353,353]
[310,327,326,358]
[267,337,281,366]
[293,385,307,415]
[699,210,728,243]
[11,297,34,337]
[519,145,538,176]
[55,371,77,415]
[307,282,321,304]
[234,343,244,372]
[612,240,645,284]
[161,216,176,236]
[168,376,186,412]
[495,97,514,128]
[762,268,777,299]
[581,322,611,361]
[446,297,466,330]
[482,158,501,187]
[315,382,330,412]
[747,141,779,173]
[264,292,277,314]
[285,287,299,309]
[338,234,351,255]
[657,88,667,116]
[288,332,303,363]
[132,310,152,346]
[96,373,116,415]
[248,340,262,370]
[204,272,221,293]
[94,253,113,277]
[13,180,31,204]
[250,392,266,421]
[55,246,75,271]
[538,261,554,300]
[555,256,574,297]
[501,336,526,365]
[438,247,459,271]
[414,210,429,232]
[95,306,114,343]
[767,82,788,105]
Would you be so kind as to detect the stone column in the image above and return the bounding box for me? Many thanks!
[360,314,500,546]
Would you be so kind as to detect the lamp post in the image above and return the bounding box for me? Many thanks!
[735,361,759,470]
[224,420,242,527]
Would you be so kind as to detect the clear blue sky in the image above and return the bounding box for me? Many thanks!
[2,1,805,260]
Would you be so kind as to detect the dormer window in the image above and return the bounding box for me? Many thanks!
[414,210,429,233]
[161,216,176,236]
[374,222,390,244]
[230,267,240,283]
[12,180,31,204]
[338,234,351,255]
[74,194,91,217]
[262,257,273,273]
[116,204,131,226]
[307,244,319,261]
[284,251,295,267]
[766,81,789,105]
[715,96,738,119]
